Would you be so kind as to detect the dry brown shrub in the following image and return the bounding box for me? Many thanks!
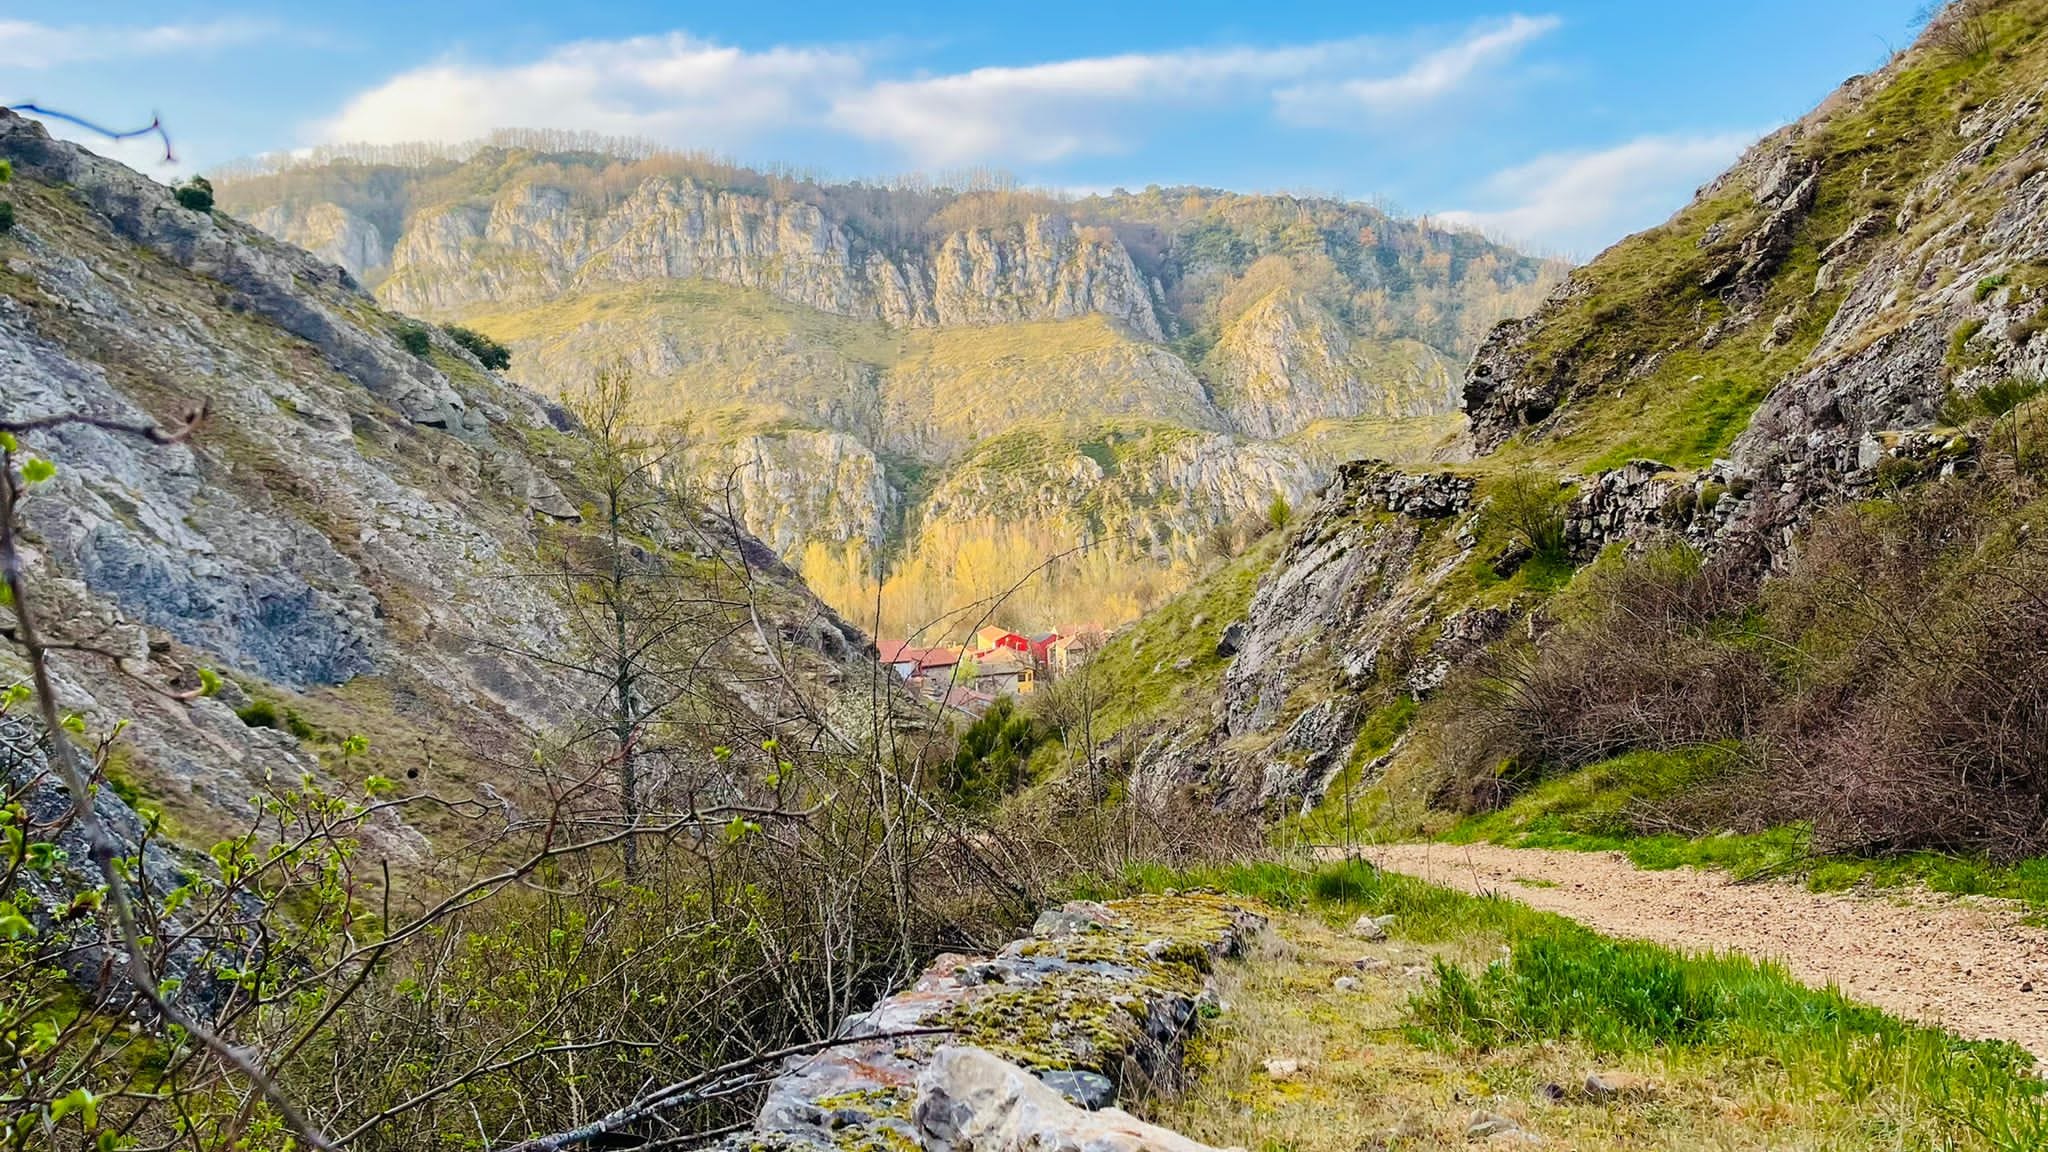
[1760,483,2048,858]
[1425,543,1769,812]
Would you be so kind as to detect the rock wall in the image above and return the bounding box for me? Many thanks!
[722,893,1262,1152]
[291,180,1165,339]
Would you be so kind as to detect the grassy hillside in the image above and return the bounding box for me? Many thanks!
[1484,0,2048,473]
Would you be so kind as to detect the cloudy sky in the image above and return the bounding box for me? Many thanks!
[9,1,1924,257]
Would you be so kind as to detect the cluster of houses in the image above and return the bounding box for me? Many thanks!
[878,625,1105,716]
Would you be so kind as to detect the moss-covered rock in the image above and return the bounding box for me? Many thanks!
[727,894,1264,1152]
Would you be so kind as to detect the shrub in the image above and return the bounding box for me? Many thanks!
[444,324,512,371]
[1266,493,1292,532]
[1485,468,1570,559]
[396,323,432,357]
[173,176,214,213]
[235,698,279,729]
[1942,376,2044,424]
[1760,484,2048,858]
[947,697,1043,808]
[0,201,13,235]
[1947,317,1988,368]
[1426,545,1769,812]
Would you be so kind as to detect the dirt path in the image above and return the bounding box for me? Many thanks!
[1365,842,2048,1059]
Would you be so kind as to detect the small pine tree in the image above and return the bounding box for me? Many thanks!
[0,158,13,234]
[173,175,214,213]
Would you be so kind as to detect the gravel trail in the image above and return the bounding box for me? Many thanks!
[1365,842,2048,1058]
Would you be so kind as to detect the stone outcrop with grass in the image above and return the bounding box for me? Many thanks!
[1097,0,2048,835]
[722,893,1262,1152]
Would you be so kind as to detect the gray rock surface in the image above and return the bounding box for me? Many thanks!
[0,109,875,859]
[722,895,1263,1152]
[916,1046,1228,1152]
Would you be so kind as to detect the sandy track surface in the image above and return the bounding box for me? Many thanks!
[1365,842,2048,1059]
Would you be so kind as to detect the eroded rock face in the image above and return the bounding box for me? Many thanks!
[1119,461,1476,812]
[361,181,1166,338]
[723,894,1263,1152]
[0,109,875,854]
[1212,292,1456,439]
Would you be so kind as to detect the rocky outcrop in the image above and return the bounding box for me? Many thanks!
[695,429,900,557]
[363,180,1166,338]
[721,894,1262,1152]
[0,109,873,853]
[1466,12,2048,569]
[1222,463,1472,735]
[1213,292,1456,439]
[1119,461,1477,811]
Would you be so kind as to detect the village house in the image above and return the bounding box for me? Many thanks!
[970,650,1035,698]
[1047,628,1106,675]
[878,641,960,682]
[972,626,1030,656]
[879,621,1103,711]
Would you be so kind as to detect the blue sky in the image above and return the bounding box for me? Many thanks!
[10,2,1927,256]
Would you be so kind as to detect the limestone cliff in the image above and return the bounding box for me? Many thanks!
[0,110,871,857]
[217,155,1561,628]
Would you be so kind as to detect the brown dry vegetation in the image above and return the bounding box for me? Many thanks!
[1420,406,2048,859]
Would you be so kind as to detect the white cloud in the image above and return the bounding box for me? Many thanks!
[1275,15,1560,121]
[0,19,271,68]
[314,35,865,150]
[830,43,1356,166]
[310,16,1561,168]
[1437,131,1760,258]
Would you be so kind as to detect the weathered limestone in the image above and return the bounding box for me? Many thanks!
[723,894,1264,1152]
[917,1046,1229,1152]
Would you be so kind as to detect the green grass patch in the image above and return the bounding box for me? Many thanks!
[1411,924,2046,1150]
[1079,531,1285,741]
[1117,857,2048,1149]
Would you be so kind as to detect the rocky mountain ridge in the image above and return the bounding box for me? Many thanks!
[218,155,1557,632]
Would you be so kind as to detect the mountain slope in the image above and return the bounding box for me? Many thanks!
[216,154,1560,634]
[1094,0,2048,830]
[0,109,870,855]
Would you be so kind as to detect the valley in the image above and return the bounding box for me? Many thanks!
[7,1,2048,1149]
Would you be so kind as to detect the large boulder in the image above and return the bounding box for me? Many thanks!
[916,1045,1231,1152]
